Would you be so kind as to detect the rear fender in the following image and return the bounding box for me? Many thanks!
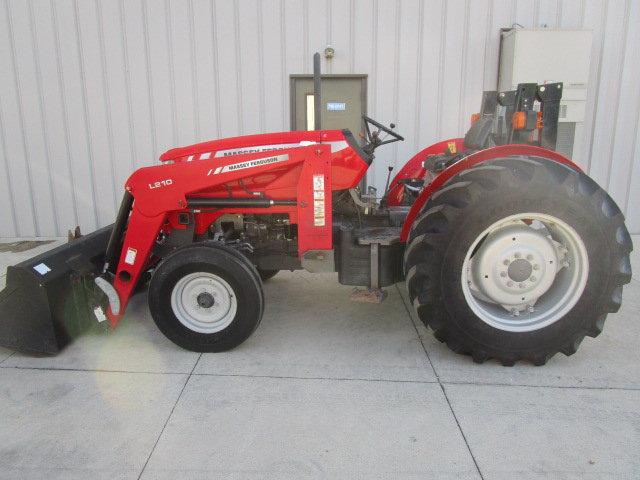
[387,138,465,206]
[399,144,583,242]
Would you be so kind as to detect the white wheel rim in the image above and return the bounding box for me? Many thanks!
[461,213,589,332]
[170,272,237,333]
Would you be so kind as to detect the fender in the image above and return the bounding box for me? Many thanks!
[387,138,465,206]
[400,144,583,242]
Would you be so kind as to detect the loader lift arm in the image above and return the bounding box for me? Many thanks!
[98,142,338,326]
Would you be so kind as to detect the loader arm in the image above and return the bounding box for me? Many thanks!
[103,144,337,325]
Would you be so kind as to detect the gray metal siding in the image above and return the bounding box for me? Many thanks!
[0,0,638,237]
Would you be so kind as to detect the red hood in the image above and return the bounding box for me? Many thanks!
[159,130,347,162]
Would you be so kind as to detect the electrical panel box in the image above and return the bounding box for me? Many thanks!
[498,28,592,160]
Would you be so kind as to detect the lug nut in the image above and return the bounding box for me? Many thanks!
[507,281,514,287]
[500,271,507,278]
[563,261,570,268]
[530,276,536,282]
[511,308,520,316]
[526,254,534,261]
[515,252,521,258]
[519,283,525,289]
[503,259,510,266]
[533,264,539,270]
[527,305,535,313]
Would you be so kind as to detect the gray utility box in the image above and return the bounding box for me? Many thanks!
[498,28,592,162]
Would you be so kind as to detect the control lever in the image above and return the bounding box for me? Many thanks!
[383,166,394,197]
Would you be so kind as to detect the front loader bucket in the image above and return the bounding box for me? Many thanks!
[0,225,112,355]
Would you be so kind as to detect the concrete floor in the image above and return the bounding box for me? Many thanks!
[0,238,639,479]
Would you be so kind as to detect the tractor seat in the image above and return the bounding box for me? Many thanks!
[463,116,493,149]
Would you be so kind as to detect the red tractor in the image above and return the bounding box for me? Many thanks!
[0,82,632,365]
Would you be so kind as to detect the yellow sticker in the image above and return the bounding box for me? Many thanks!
[447,141,457,154]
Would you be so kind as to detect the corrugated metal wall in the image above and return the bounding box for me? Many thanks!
[0,0,638,237]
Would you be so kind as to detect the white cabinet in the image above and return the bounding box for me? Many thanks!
[498,28,593,160]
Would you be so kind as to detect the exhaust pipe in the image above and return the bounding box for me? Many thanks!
[313,52,322,131]
[0,225,112,354]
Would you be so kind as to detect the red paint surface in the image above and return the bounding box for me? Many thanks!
[108,132,364,324]
[108,129,582,325]
[399,144,583,241]
[387,138,466,206]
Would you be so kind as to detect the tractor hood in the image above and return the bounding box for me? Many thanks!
[159,130,354,163]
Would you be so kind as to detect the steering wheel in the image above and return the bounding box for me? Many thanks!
[362,115,404,154]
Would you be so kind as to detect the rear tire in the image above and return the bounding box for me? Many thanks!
[404,156,633,365]
[148,244,264,352]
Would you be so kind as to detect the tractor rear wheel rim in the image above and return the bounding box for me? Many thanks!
[461,213,589,332]
[170,272,237,333]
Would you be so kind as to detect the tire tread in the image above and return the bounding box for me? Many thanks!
[405,156,633,365]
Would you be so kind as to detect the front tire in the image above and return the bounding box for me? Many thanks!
[404,156,633,365]
[148,244,264,352]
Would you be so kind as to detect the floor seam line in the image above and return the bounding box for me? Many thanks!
[136,352,202,480]
[440,380,640,392]
[395,284,442,379]
[0,351,15,366]
[191,371,439,384]
[395,284,440,380]
[396,284,485,480]
[3,362,639,391]
[0,364,192,375]
[439,383,485,480]
[0,364,436,383]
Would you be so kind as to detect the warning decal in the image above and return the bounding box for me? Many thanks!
[124,248,137,266]
[33,263,51,275]
[313,174,325,227]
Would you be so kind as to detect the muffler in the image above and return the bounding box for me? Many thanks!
[0,225,112,354]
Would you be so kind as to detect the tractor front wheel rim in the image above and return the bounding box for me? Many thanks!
[170,272,237,333]
[461,213,589,332]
